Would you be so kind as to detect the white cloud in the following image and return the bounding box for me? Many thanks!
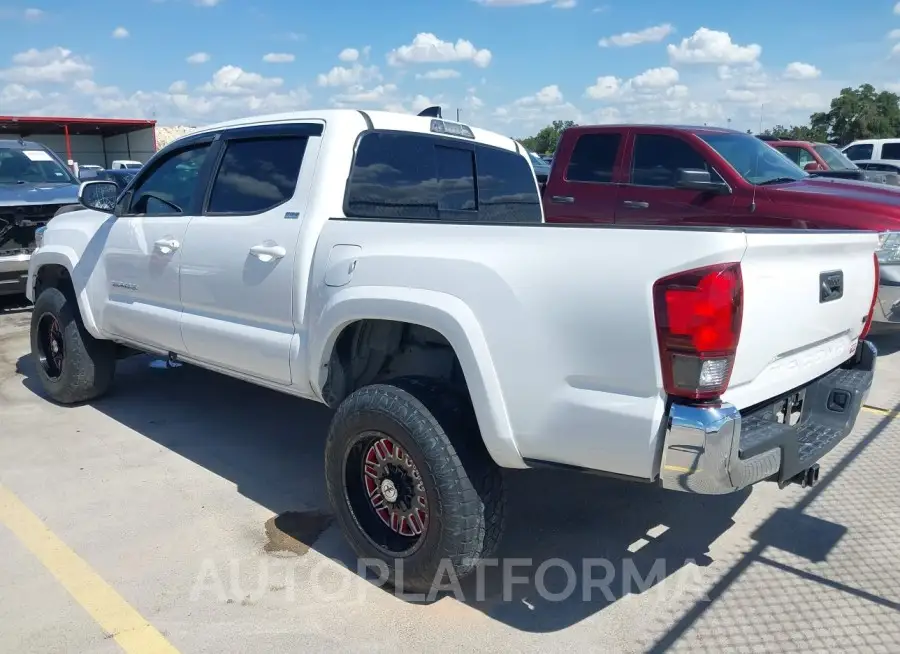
[387,33,492,68]
[262,52,295,63]
[889,28,900,39]
[168,80,188,93]
[494,85,581,130]
[415,68,461,80]
[338,48,359,62]
[893,43,900,57]
[194,0,222,6]
[0,46,93,83]
[514,84,564,106]
[585,75,622,99]
[784,62,821,80]
[895,1,900,14]
[23,8,44,20]
[186,52,210,64]
[631,66,679,89]
[112,26,129,39]
[599,24,674,48]
[316,63,381,87]
[331,83,399,105]
[724,89,758,103]
[553,0,577,7]
[667,28,761,65]
[199,65,283,94]
[410,94,437,112]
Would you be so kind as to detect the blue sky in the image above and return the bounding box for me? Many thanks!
[1,0,899,136]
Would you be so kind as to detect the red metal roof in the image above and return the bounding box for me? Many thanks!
[0,115,156,137]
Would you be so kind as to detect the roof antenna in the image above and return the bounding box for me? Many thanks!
[750,103,764,214]
[417,106,442,118]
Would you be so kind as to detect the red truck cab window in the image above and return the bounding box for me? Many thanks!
[542,130,623,224]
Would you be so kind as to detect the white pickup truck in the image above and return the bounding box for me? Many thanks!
[26,109,878,591]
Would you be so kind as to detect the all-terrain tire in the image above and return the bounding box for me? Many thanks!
[30,286,116,404]
[324,376,506,595]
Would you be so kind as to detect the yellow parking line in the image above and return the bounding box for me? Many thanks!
[0,484,180,654]
[862,405,895,417]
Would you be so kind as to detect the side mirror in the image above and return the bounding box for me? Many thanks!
[78,180,120,212]
[676,168,731,194]
[804,162,822,172]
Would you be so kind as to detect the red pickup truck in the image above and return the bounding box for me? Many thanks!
[542,124,900,327]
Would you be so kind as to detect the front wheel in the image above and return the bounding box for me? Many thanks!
[30,287,116,404]
[324,377,505,595]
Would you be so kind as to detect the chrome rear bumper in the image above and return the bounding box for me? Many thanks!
[659,340,876,494]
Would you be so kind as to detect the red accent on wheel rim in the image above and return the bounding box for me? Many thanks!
[363,437,428,538]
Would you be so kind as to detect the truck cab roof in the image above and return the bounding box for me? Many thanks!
[191,109,519,154]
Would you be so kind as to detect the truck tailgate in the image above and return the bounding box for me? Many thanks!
[724,231,878,409]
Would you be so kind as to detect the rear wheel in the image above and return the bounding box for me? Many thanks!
[30,287,116,404]
[325,377,505,594]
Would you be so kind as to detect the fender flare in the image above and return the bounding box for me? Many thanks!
[309,286,525,469]
[28,247,103,339]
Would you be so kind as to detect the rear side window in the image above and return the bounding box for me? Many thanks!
[631,134,720,187]
[207,136,308,214]
[345,131,541,223]
[881,142,900,160]
[475,145,543,223]
[843,144,873,161]
[565,133,620,183]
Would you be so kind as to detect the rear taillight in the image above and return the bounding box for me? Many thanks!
[653,263,743,401]
[860,252,879,339]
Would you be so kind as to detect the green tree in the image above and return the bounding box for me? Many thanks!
[761,124,828,142]
[519,120,576,154]
[809,84,900,145]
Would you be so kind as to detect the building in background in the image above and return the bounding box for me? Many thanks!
[0,116,156,169]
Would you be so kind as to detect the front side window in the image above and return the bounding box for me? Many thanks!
[843,144,874,161]
[345,131,540,223]
[699,132,807,185]
[207,136,308,214]
[631,134,723,187]
[796,148,817,168]
[0,147,76,185]
[565,133,620,183]
[128,143,211,215]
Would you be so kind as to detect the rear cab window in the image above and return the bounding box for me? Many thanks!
[345,130,542,223]
[564,133,622,183]
[880,142,900,160]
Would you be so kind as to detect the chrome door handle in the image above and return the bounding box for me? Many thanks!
[622,200,649,209]
[249,243,286,262]
[551,195,575,204]
[153,238,180,254]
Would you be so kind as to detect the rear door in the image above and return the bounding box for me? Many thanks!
[542,128,625,223]
[178,122,321,385]
[615,130,735,225]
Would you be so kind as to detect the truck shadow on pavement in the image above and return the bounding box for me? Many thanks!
[16,352,749,633]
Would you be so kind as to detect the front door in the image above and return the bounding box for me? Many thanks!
[178,122,322,385]
[101,137,217,352]
[616,132,735,226]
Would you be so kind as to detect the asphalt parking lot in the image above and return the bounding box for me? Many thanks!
[1,297,899,654]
